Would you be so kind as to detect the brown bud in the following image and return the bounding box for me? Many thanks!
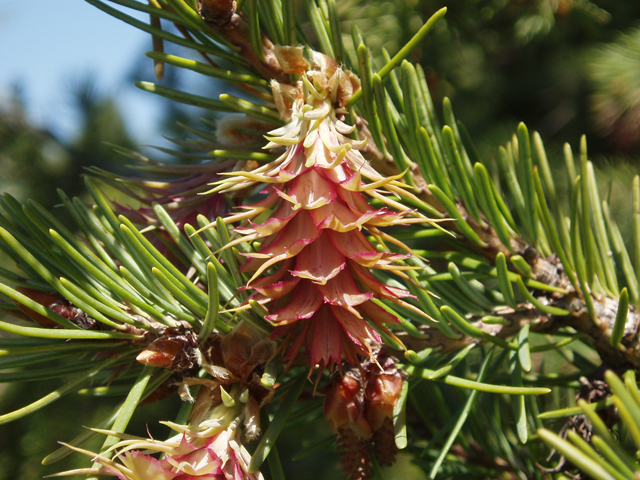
[323,370,371,440]
[13,287,83,328]
[136,335,196,371]
[325,356,406,479]
[220,321,276,381]
[364,355,405,469]
[363,356,404,432]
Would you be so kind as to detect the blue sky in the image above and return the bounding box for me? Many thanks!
[0,0,163,142]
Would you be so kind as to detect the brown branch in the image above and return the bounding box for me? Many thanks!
[396,291,640,370]
[198,0,288,83]
[351,114,639,368]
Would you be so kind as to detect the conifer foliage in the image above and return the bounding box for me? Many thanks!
[0,1,639,479]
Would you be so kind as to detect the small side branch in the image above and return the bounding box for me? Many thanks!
[398,293,640,370]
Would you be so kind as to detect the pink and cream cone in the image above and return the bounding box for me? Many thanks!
[213,47,435,369]
[58,383,264,480]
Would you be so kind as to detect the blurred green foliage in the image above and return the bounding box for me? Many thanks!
[0,79,136,227]
[0,79,139,479]
[336,0,640,155]
[584,27,640,151]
